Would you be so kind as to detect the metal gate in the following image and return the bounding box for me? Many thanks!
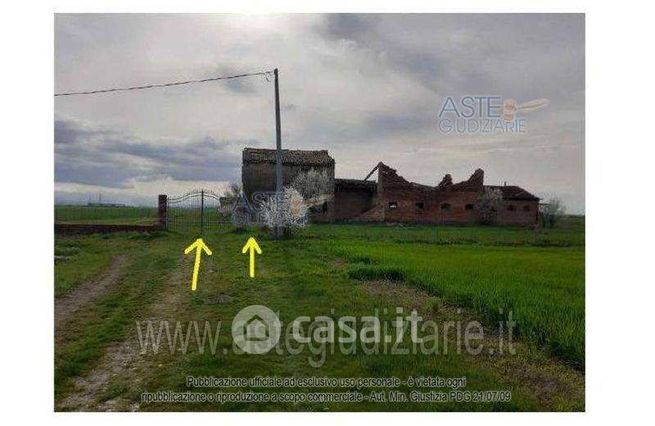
[165,189,228,233]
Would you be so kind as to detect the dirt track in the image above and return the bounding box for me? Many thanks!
[55,255,129,334]
[57,257,186,411]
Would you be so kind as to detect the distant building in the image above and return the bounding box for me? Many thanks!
[241,148,335,222]
[241,148,539,226]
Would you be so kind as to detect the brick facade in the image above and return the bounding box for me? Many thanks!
[241,148,539,226]
[242,148,335,222]
[377,163,480,224]
[374,163,539,225]
[334,179,377,221]
[496,200,540,226]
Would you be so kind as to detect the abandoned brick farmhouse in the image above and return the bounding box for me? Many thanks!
[242,148,539,226]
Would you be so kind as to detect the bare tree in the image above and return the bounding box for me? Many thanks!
[540,197,566,228]
[474,187,503,225]
[222,182,242,204]
[220,182,250,229]
[231,201,251,230]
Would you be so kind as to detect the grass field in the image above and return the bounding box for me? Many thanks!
[54,219,584,411]
[54,205,230,229]
[55,205,158,225]
[309,222,585,366]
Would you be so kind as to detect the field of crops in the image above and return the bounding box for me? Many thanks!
[308,220,585,366]
[54,218,585,411]
[55,205,158,225]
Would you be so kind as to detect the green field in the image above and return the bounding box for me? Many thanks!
[55,205,158,225]
[54,205,231,230]
[54,219,584,411]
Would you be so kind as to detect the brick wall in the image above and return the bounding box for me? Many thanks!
[334,187,376,221]
[428,191,480,224]
[380,186,480,224]
[376,162,538,226]
[496,200,539,226]
[378,163,480,224]
[354,203,385,222]
[241,155,539,227]
[242,161,335,222]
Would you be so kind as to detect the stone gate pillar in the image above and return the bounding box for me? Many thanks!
[158,194,167,228]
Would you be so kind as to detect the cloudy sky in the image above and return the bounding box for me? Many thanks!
[55,14,584,212]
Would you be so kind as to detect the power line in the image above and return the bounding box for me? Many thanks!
[54,70,274,97]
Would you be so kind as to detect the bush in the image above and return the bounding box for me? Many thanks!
[475,187,503,225]
[540,197,566,228]
[290,168,333,211]
[260,187,308,235]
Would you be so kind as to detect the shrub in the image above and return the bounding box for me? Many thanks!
[540,197,566,228]
[290,168,333,211]
[475,187,503,225]
[260,187,308,235]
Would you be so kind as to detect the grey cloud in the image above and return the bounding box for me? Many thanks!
[321,14,379,41]
[319,14,584,97]
[207,66,263,94]
[55,118,246,187]
[54,119,113,144]
[55,159,147,189]
[364,110,436,138]
[55,14,584,212]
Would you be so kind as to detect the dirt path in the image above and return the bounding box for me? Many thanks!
[55,255,129,334]
[57,256,187,412]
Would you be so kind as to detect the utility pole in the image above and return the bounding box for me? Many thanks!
[274,68,283,193]
[200,189,204,235]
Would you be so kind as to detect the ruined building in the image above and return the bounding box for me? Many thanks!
[241,148,539,226]
[242,148,335,222]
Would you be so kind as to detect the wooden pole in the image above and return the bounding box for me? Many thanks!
[158,194,167,229]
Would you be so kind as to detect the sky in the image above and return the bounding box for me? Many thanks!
[55,14,585,213]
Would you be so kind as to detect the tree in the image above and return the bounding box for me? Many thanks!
[474,187,503,225]
[230,196,252,229]
[540,197,566,228]
[260,187,308,235]
[290,168,332,210]
[221,182,250,229]
[222,182,242,205]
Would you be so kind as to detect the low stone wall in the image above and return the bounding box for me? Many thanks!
[55,224,164,235]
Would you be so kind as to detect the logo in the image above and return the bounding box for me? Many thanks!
[437,95,549,134]
[137,305,517,367]
[231,305,282,354]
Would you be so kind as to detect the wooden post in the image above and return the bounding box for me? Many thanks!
[158,194,167,229]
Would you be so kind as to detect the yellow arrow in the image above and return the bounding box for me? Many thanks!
[183,238,212,291]
[241,237,262,278]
